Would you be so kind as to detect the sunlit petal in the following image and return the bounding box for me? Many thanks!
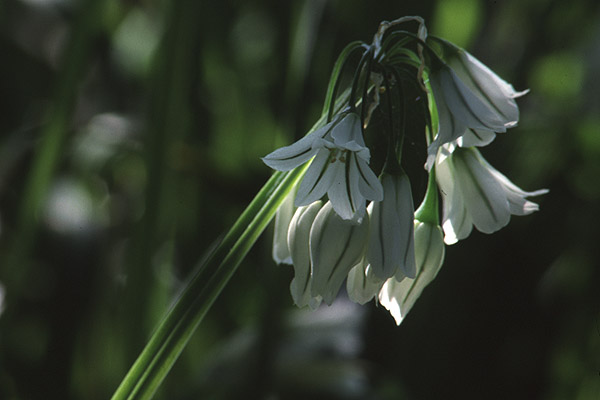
[379,221,445,325]
[287,201,324,309]
[452,148,511,234]
[272,188,295,264]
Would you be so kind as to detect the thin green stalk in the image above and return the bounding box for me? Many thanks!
[111,165,308,400]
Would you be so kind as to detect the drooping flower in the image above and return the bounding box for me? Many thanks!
[426,40,528,168]
[379,220,445,325]
[366,172,416,280]
[309,201,370,305]
[262,113,383,220]
[435,146,548,244]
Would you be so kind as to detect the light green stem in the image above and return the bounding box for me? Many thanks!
[111,164,308,400]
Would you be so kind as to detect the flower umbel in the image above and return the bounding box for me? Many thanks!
[261,16,547,325]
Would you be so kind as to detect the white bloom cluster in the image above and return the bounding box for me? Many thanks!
[262,17,547,325]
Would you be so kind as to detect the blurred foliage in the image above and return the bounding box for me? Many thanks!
[0,0,599,399]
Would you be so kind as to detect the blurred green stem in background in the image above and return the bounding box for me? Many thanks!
[111,165,308,400]
[120,0,202,359]
[2,0,106,289]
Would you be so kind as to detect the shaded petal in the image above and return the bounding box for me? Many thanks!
[448,50,522,126]
[309,201,369,305]
[457,128,497,148]
[367,174,416,280]
[295,149,338,207]
[355,156,384,202]
[262,131,320,171]
[347,262,384,305]
[330,113,366,147]
[327,152,366,220]
[477,153,549,216]
[427,72,469,163]
[440,66,507,132]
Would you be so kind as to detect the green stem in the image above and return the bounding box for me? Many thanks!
[322,41,365,121]
[111,165,308,400]
[415,167,439,224]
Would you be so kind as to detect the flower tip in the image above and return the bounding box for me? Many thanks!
[512,88,530,98]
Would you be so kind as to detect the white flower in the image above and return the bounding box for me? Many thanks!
[436,146,548,245]
[426,43,528,167]
[309,201,369,304]
[287,201,324,309]
[262,113,383,220]
[379,220,445,325]
[366,173,416,280]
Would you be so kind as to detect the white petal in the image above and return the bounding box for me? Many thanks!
[448,50,521,126]
[379,221,445,325]
[272,189,295,264]
[287,201,324,309]
[262,131,320,171]
[477,154,548,216]
[330,113,366,147]
[436,156,473,244]
[440,66,507,132]
[457,128,497,148]
[367,174,415,279]
[327,152,366,220]
[295,149,338,207]
[452,148,511,234]
[346,262,384,305]
[309,201,369,305]
[428,73,469,158]
[355,156,384,202]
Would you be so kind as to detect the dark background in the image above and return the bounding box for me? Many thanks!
[0,0,599,399]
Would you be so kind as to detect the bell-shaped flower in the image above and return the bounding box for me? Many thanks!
[426,41,527,167]
[435,146,548,244]
[346,260,384,305]
[379,220,445,325]
[309,201,369,304]
[366,172,416,280]
[262,113,383,220]
[287,201,324,309]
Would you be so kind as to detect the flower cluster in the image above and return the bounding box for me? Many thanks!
[263,17,547,325]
